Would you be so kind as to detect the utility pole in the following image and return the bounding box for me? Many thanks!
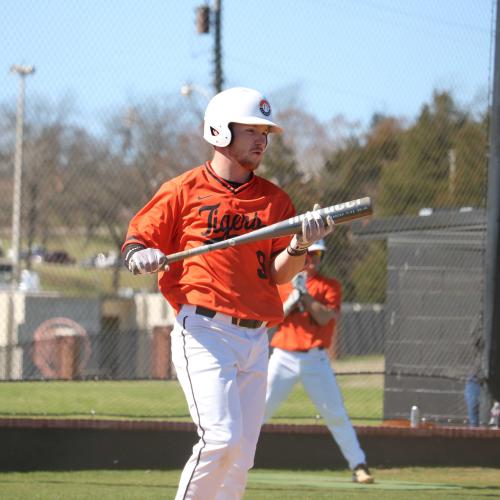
[196,1,223,95]
[10,64,35,286]
[213,0,223,93]
[448,149,456,199]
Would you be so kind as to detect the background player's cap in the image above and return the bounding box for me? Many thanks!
[308,239,327,253]
[203,87,283,147]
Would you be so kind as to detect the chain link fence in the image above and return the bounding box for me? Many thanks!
[0,1,496,426]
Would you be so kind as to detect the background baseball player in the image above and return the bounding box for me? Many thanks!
[121,87,334,500]
[264,239,374,484]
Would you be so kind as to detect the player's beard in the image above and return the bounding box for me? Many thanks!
[240,154,261,172]
[225,140,265,173]
[231,150,263,172]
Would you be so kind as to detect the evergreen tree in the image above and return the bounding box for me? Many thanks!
[379,91,486,215]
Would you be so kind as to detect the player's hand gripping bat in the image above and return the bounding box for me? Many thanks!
[146,196,372,272]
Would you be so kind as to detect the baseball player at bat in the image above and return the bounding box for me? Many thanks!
[121,87,334,500]
[264,239,374,484]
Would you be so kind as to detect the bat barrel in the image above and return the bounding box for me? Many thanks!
[277,196,372,235]
[301,196,372,225]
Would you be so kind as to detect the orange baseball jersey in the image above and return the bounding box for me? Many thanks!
[271,273,342,351]
[123,162,296,326]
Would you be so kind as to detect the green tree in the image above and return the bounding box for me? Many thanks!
[449,118,488,207]
[261,133,320,213]
[378,90,486,216]
[351,241,387,303]
[314,115,401,301]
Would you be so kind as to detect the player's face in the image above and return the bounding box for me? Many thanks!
[227,123,269,171]
[305,250,323,275]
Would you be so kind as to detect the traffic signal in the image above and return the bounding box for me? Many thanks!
[196,5,210,34]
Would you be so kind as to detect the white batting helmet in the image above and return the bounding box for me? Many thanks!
[203,87,283,147]
[308,239,327,253]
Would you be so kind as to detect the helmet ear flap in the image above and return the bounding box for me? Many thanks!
[204,121,232,147]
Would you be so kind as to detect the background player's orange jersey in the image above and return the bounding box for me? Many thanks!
[123,162,296,326]
[271,274,342,351]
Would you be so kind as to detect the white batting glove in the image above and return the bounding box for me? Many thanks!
[283,288,301,316]
[289,203,334,254]
[128,248,167,275]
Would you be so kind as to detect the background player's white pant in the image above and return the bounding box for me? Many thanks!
[264,346,366,470]
[171,305,269,500]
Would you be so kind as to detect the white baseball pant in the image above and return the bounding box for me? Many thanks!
[171,305,269,500]
[264,346,366,470]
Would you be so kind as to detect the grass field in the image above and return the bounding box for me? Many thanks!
[35,262,157,296]
[1,231,155,296]
[0,358,384,424]
[0,467,498,499]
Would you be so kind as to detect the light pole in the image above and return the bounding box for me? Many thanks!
[4,65,34,380]
[10,64,35,287]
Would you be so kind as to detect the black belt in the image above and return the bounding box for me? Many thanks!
[195,306,264,329]
[293,346,324,353]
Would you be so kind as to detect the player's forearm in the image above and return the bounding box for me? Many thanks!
[300,294,338,325]
[270,248,307,285]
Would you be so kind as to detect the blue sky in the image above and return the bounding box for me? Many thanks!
[0,0,495,131]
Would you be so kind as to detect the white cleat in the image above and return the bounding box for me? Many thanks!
[352,463,375,484]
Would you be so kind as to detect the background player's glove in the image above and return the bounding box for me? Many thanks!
[292,271,308,312]
[289,203,334,254]
[283,288,301,316]
[127,248,167,275]
[292,271,308,295]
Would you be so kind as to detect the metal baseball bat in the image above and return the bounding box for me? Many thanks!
[161,196,372,266]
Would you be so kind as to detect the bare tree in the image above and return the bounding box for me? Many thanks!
[0,97,76,259]
[58,95,211,292]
